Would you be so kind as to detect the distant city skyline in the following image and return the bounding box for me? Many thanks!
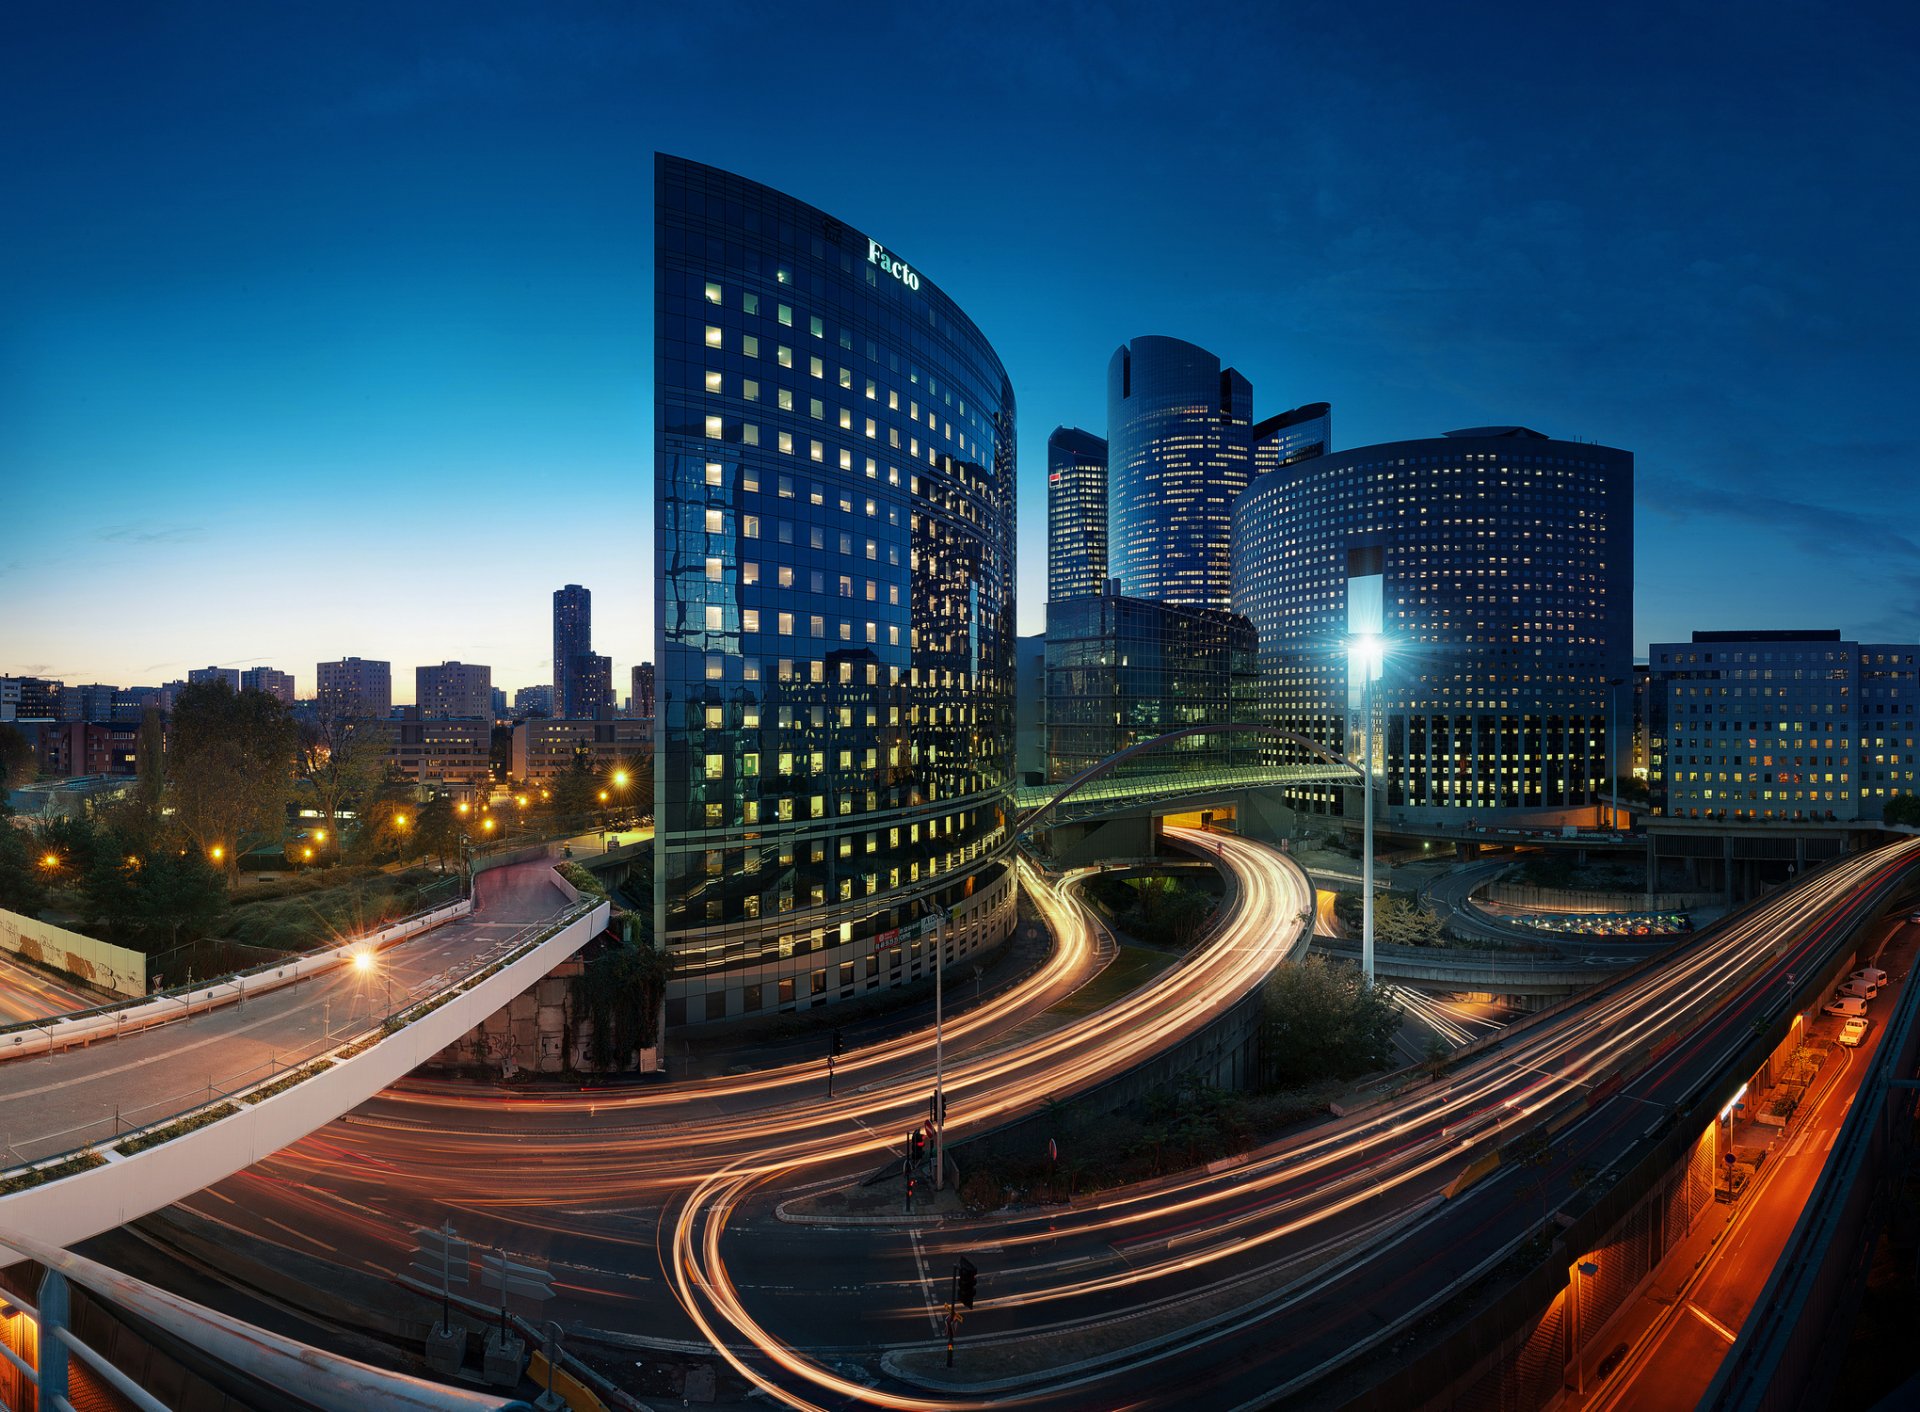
[6,5,1916,687]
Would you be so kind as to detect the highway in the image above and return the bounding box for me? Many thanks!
[119,831,1302,1366]
[0,862,575,1168]
[679,837,1920,1410]
[91,833,1920,1410]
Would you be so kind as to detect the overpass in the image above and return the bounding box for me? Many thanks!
[0,859,607,1260]
[1013,762,1356,830]
[1311,937,1629,998]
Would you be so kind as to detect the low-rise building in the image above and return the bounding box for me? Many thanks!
[511,717,649,784]
[1648,630,1918,823]
[240,666,296,705]
[376,712,494,789]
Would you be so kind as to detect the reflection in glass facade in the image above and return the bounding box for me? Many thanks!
[1044,593,1259,784]
[1647,632,1918,823]
[1046,427,1108,602]
[1107,336,1253,610]
[653,156,1018,1026]
[1251,401,1332,476]
[1231,427,1633,822]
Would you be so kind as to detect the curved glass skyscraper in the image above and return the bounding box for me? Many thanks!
[653,156,1018,1025]
[1106,336,1253,609]
[1231,427,1633,823]
[1046,426,1107,602]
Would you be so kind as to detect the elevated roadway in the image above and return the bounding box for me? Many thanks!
[0,861,605,1259]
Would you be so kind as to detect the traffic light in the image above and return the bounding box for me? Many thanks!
[831,1028,845,1058]
[911,1127,927,1162]
[954,1256,977,1309]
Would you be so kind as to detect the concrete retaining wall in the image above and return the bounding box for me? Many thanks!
[1480,882,1717,913]
[0,899,607,1262]
[0,908,146,998]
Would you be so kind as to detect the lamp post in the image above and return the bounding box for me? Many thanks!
[1606,677,1624,832]
[1351,634,1383,983]
[932,905,949,1191]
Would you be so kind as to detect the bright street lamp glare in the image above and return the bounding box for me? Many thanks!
[1350,633,1384,678]
[394,814,408,828]
[353,950,375,973]
[40,852,58,870]
[612,770,629,788]
[210,845,225,862]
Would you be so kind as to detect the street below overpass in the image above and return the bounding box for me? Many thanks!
[79,834,1920,1410]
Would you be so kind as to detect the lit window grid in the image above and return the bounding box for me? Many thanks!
[1230,439,1633,815]
[654,156,1019,1024]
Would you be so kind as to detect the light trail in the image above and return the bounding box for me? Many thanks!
[662,836,1920,1408]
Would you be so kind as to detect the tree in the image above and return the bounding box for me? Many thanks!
[135,707,167,815]
[1260,955,1402,1088]
[0,801,50,915]
[414,794,464,872]
[166,680,298,880]
[294,714,386,852]
[81,830,227,951]
[1884,793,1920,828]
[549,747,597,829]
[0,723,36,792]
[1333,890,1445,946]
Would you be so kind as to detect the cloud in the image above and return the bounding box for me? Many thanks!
[95,524,206,545]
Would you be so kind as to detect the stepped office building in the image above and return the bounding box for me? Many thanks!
[653,155,1019,1026]
[1232,427,1633,824]
[1106,336,1254,610]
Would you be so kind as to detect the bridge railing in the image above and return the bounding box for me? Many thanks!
[0,902,594,1183]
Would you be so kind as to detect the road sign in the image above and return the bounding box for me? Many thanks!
[478,1251,555,1310]
[409,1225,470,1289]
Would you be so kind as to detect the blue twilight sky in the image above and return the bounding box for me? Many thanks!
[3,1,1917,700]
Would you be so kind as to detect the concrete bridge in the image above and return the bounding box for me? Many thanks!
[0,860,607,1260]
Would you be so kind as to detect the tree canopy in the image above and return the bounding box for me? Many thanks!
[1260,955,1402,1088]
[165,680,298,877]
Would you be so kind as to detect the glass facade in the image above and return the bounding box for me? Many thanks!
[1648,632,1917,822]
[653,155,1018,1026]
[1231,427,1633,820]
[1044,593,1259,783]
[1046,426,1108,602]
[553,584,592,718]
[1106,336,1253,610]
[1251,401,1331,476]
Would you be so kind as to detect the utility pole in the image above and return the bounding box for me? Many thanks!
[934,907,948,1190]
[1607,676,1624,832]
[1361,657,1376,983]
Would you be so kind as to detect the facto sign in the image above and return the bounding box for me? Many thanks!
[867,238,921,291]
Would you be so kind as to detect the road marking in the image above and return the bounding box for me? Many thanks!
[907,1229,944,1335]
[258,1214,337,1254]
[1687,1302,1739,1344]
[1785,1130,1809,1159]
[1824,1128,1840,1152]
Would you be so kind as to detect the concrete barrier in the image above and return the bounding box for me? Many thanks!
[0,909,146,998]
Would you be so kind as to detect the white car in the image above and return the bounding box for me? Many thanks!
[1824,996,1869,1019]
[1839,1016,1871,1048]
[1852,967,1891,989]
[1838,978,1881,1000]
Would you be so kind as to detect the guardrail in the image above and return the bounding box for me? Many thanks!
[0,894,473,1067]
[0,901,593,1183]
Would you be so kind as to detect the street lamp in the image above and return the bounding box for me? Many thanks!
[1605,677,1625,832]
[1349,633,1384,983]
